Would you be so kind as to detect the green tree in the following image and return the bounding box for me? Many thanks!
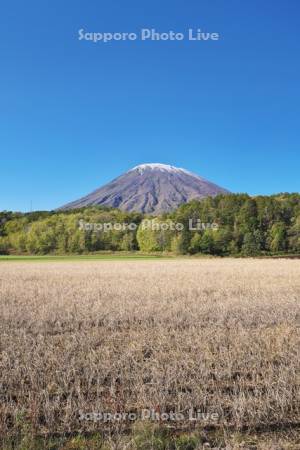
[0,237,9,254]
[212,228,233,255]
[288,216,300,252]
[137,219,175,252]
[121,233,136,251]
[170,233,188,254]
[188,233,202,254]
[136,220,162,252]
[242,231,262,256]
[269,222,287,253]
[199,230,214,254]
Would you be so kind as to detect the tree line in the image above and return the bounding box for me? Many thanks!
[0,193,300,256]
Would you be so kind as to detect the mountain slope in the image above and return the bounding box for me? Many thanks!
[61,163,229,214]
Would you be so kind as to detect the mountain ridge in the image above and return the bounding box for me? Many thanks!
[61,163,229,214]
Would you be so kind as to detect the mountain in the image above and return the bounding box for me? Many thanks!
[60,163,229,214]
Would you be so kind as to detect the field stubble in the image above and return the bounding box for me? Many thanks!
[0,259,300,447]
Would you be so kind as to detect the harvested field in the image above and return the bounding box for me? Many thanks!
[0,259,300,447]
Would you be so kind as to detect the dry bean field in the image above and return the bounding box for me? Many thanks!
[0,259,300,449]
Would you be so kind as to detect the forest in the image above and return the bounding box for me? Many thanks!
[1,193,300,256]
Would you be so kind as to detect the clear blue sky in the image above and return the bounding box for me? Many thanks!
[1,0,299,212]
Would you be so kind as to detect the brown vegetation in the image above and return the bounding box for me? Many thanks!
[0,259,300,448]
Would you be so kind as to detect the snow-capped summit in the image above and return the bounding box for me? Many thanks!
[61,163,229,214]
[130,163,192,175]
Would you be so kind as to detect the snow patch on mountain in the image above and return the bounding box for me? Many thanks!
[130,163,194,176]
